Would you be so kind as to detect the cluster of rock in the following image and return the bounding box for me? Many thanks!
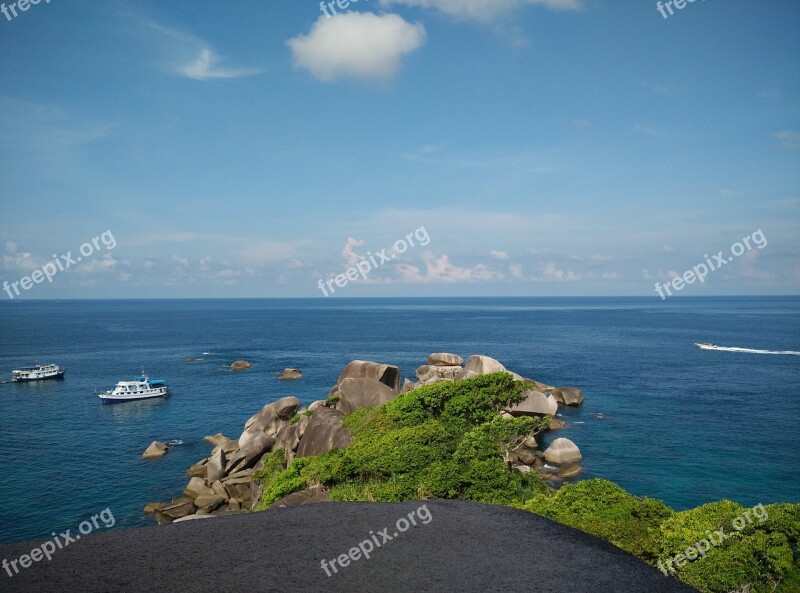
[145,353,585,524]
[230,360,253,371]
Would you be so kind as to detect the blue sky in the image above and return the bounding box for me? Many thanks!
[0,0,798,298]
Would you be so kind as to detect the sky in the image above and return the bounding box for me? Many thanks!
[0,0,798,299]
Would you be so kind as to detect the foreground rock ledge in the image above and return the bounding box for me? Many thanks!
[0,500,698,593]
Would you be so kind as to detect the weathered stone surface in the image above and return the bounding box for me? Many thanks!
[552,387,584,406]
[515,465,532,474]
[516,447,538,465]
[415,365,463,383]
[401,378,418,392]
[207,448,227,483]
[559,462,582,479]
[455,369,478,381]
[308,400,325,412]
[183,477,214,500]
[269,485,330,509]
[274,424,300,457]
[523,436,538,449]
[548,418,566,430]
[187,459,208,479]
[142,441,168,459]
[239,396,301,450]
[143,502,166,515]
[278,368,303,380]
[545,394,559,417]
[210,480,229,501]
[203,433,230,447]
[194,493,225,511]
[227,433,275,474]
[336,377,399,415]
[230,360,252,371]
[295,407,351,458]
[427,353,464,367]
[330,360,401,395]
[544,438,582,464]
[507,390,550,416]
[156,499,196,523]
[464,355,506,375]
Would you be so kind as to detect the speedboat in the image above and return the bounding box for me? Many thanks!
[96,374,169,403]
[12,363,65,382]
[695,343,719,350]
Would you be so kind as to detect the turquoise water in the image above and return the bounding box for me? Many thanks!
[0,297,798,544]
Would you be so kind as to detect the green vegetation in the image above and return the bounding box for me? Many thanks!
[253,373,800,593]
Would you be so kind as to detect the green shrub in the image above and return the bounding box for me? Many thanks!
[521,478,672,562]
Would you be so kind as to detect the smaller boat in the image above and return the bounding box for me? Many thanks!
[12,363,66,382]
[96,373,169,404]
[695,343,719,350]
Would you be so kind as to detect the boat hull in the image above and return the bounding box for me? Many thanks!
[98,390,168,404]
[12,370,66,382]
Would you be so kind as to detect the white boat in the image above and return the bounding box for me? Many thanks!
[12,363,65,382]
[96,374,169,404]
[695,343,719,350]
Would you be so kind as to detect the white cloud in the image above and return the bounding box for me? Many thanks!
[287,13,426,82]
[395,251,502,283]
[537,262,579,282]
[181,48,264,81]
[509,263,524,279]
[489,249,510,260]
[342,237,366,265]
[5,241,17,254]
[380,0,581,23]
[144,21,263,81]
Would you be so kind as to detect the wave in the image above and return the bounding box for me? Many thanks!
[706,346,800,356]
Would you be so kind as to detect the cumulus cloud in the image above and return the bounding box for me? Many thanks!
[287,13,427,82]
[509,263,524,279]
[380,0,581,22]
[395,251,502,283]
[342,237,366,265]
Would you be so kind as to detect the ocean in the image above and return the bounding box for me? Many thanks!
[0,297,798,544]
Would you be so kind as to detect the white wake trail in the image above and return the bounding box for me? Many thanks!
[708,346,800,356]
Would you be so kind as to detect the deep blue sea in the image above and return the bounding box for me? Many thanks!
[1,297,798,545]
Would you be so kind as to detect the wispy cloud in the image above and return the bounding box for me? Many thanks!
[143,20,263,81]
[380,0,582,23]
[181,48,264,81]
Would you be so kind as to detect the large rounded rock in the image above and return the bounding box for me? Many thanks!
[552,387,584,406]
[506,390,550,416]
[464,355,506,375]
[544,438,582,464]
[330,360,400,395]
[336,377,399,415]
[295,408,351,458]
[230,360,252,371]
[239,396,301,450]
[427,353,464,367]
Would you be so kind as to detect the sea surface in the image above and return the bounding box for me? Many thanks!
[0,297,798,544]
